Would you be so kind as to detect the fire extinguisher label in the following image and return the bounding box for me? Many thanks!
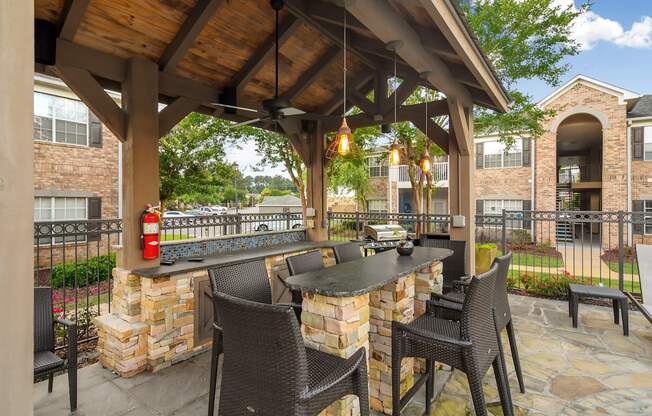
[147,240,159,246]
[144,223,159,234]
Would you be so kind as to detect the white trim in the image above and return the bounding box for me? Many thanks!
[549,105,609,134]
[538,75,640,108]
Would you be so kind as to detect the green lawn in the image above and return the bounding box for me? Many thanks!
[161,233,192,241]
[58,292,110,313]
[508,269,641,294]
[500,250,564,268]
[606,261,639,275]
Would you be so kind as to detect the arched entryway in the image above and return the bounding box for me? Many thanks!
[555,112,604,240]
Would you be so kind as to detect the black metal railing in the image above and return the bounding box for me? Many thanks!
[34,213,304,348]
[328,211,450,241]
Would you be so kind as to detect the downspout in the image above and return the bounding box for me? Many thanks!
[531,139,536,239]
[627,121,632,245]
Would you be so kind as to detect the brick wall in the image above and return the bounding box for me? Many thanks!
[474,166,531,201]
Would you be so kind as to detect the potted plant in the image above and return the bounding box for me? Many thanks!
[475,243,498,273]
[396,236,414,256]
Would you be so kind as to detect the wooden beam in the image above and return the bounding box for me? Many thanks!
[282,47,341,103]
[158,97,200,136]
[410,116,449,153]
[159,0,223,72]
[231,15,302,92]
[349,88,377,117]
[385,76,419,113]
[320,71,375,115]
[448,98,470,156]
[54,65,126,141]
[374,70,388,115]
[58,0,90,41]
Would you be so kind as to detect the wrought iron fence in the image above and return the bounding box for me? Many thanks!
[328,211,450,241]
[476,210,647,296]
[34,213,304,348]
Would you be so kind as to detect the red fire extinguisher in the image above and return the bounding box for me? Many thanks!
[140,205,161,260]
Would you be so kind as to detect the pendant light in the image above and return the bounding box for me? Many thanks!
[419,85,432,174]
[388,43,402,165]
[336,8,352,156]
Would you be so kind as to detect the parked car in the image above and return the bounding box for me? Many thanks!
[249,215,303,232]
[211,206,228,215]
[163,211,189,218]
[198,206,226,216]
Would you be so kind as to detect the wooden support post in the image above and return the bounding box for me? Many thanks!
[0,1,34,414]
[119,57,161,270]
[448,105,476,274]
[306,123,328,241]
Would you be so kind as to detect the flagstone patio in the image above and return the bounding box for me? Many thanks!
[34,294,652,416]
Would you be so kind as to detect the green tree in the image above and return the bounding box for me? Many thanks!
[159,113,239,209]
[462,0,590,142]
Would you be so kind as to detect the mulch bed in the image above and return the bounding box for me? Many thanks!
[508,288,639,311]
[507,243,563,259]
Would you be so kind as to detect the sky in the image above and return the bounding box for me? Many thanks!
[227,0,652,178]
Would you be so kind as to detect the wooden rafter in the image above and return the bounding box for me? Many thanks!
[54,65,126,141]
[410,116,449,153]
[385,76,419,114]
[159,0,223,72]
[58,0,90,41]
[158,97,200,136]
[282,47,341,103]
[230,15,302,92]
[320,72,375,116]
[448,98,471,155]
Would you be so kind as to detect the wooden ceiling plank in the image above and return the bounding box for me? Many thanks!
[159,0,224,73]
[58,0,90,41]
[158,97,200,136]
[231,15,302,92]
[54,65,126,141]
[283,47,341,103]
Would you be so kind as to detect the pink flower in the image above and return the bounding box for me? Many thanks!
[52,306,64,314]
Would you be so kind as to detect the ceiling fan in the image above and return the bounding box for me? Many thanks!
[211,0,306,128]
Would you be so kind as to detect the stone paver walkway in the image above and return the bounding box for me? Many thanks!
[34,295,652,416]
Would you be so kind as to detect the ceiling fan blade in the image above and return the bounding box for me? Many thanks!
[228,117,265,128]
[279,107,306,116]
[210,102,262,113]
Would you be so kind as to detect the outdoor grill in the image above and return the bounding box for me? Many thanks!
[363,224,408,252]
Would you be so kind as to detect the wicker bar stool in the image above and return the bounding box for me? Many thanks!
[286,250,325,304]
[214,292,369,415]
[391,264,514,416]
[420,239,469,293]
[430,251,525,394]
[207,259,301,416]
[333,242,363,264]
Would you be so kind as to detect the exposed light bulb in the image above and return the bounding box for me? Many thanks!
[420,153,432,173]
[389,142,401,165]
[337,118,352,156]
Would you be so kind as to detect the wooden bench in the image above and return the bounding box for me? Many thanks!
[568,284,629,336]
[626,244,652,324]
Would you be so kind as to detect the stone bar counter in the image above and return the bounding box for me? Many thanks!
[286,247,451,415]
[93,230,344,378]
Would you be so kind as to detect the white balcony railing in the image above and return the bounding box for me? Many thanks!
[397,163,448,184]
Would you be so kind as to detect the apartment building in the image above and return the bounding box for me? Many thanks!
[33,74,121,269]
[365,75,652,239]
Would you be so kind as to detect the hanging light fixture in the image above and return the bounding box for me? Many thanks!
[336,8,352,156]
[388,42,402,165]
[419,83,432,174]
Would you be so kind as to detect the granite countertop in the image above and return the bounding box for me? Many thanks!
[285,247,452,297]
[133,240,346,278]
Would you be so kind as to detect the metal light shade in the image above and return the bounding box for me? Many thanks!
[388,141,401,165]
[419,152,431,173]
[337,118,352,155]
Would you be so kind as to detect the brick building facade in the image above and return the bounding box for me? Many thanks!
[33,74,121,270]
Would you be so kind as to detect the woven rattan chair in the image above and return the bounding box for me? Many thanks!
[391,264,514,416]
[420,239,469,293]
[333,242,363,264]
[286,250,325,304]
[207,259,301,416]
[214,291,369,415]
[34,287,77,411]
[430,251,525,394]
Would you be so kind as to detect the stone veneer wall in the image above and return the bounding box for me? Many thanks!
[160,229,306,261]
[95,233,334,378]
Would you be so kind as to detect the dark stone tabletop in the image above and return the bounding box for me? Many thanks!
[285,247,452,297]
[132,240,346,278]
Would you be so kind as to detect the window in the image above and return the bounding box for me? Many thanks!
[483,199,523,228]
[644,127,652,161]
[483,139,522,168]
[368,200,388,213]
[645,201,652,234]
[34,92,89,145]
[34,197,87,244]
[368,156,389,177]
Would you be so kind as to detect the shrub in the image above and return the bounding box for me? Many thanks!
[50,253,116,289]
[510,229,531,247]
[476,243,497,250]
[521,270,576,299]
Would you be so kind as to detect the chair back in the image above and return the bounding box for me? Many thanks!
[214,292,308,414]
[333,242,363,264]
[34,287,54,353]
[460,263,499,373]
[286,250,324,276]
[492,251,513,329]
[421,239,468,288]
[208,260,272,328]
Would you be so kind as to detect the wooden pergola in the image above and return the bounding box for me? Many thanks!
[0,2,507,411]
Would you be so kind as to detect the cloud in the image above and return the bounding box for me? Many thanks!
[555,0,652,50]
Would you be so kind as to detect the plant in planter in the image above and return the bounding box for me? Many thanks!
[475,243,497,273]
[397,236,414,256]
